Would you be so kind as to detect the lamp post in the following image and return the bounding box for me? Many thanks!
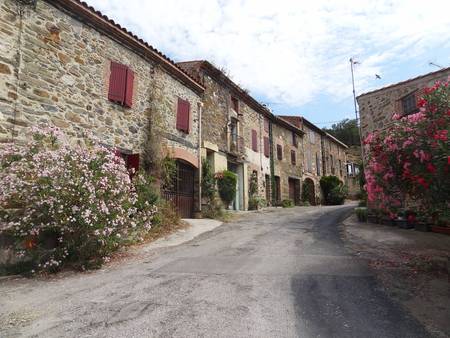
[349,58,365,170]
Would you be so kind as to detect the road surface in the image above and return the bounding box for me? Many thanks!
[0,205,430,337]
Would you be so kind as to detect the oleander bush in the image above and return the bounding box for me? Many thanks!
[0,126,157,273]
[364,79,449,225]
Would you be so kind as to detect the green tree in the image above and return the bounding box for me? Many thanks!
[323,118,360,146]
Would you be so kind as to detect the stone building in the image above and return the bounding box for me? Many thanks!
[321,132,348,182]
[271,117,304,205]
[0,0,205,217]
[357,67,450,140]
[279,115,348,204]
[178,60,275,210]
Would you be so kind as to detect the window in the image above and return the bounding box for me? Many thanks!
[108,61,134,107]
[339,160,343,177]
[309,130,315,144]
[251,129,258,152]
[176,98,190,133]
[306,149,312,173]
[276,144,283,160]
[291,150,296,165]
[316,153,320,176]
[401,92,418,116]
[264,118,269,132]
[347,163,353,176]
[231,96,239,113]
[330,154,335,174]
[116,151,139,177]
[292,132,298,147]
[263,136,270,157]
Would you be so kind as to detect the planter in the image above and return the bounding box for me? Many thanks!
[431,226,450,236]
[381,218,394,226]
[414,222,430,232]
[396,219,413,229]
[367,215,379,224]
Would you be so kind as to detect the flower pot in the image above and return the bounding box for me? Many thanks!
[396,219,413,229]
[367,215,379,224]
[414,222,430,232]
[431,226,450,236]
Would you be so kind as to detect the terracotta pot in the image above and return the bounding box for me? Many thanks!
[414,222,430,232]
[431,226,450,235]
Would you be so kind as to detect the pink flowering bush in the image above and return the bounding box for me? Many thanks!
[364,80,449,224]
[0,126,157,273]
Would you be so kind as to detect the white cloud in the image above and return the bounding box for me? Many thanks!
[85,0,450,107]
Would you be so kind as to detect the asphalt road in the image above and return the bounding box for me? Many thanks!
[0,205,430,338]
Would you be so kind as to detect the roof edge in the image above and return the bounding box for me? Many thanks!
[357,67,450,99]
[47,0,204,94]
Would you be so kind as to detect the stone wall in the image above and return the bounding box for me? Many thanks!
[272,122,303,203]
[322,136,347,182]
[0,0,202,160]
[357,68,450,140]
[301,124,323,201]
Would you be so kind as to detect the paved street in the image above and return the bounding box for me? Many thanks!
[0,206,430,338]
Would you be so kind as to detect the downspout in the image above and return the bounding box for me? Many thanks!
[11,2,26,142]
[197,101,203,214]
[269,119,275,205]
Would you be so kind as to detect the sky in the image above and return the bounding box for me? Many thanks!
[85,0,450,127]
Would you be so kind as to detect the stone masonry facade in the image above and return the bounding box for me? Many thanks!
[0,0,204,216]
[357,67,450,140]
[0,0,353,214]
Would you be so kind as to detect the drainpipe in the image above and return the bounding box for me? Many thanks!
[269,118,275,205]
[197,101,203,214]
[11,3,25,142]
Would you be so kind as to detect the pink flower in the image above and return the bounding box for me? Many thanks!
[426,163,436,174]
[392,113,401,121]
[433,130,448,141]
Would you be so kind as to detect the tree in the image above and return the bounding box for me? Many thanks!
[323,118,360,146]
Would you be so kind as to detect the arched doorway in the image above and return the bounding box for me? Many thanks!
[162,160,195,218]
[302,178,316,206]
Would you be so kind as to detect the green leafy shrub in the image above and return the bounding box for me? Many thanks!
[201,159,216,201]
[320,175,347,205]
[355,207,368,222]
[0,126,157,273]
[216,170,237,209]
[281,199,294,208]
[302,181,315,205]
[249,196,266,210]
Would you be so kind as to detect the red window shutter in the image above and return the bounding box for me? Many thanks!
[263,136,269,157]
[126,153,140,176]
[177,98,190,133]
[277,144,282,160]
[108,61,127,104]
[124,68,134,108]
[251,129,258,152]
[264,118,269,132]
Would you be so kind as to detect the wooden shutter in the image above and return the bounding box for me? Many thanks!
[124,68,134,108]
[251,129,258,152]
[263,136,269,157]
[177,98,190,133]
[277,144,282,160]
[126,153,140,177]
[108,61,127,104]
[264,118,269,132]
[291,150,296,165]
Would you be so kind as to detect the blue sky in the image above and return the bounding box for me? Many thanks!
[86,0,450,127]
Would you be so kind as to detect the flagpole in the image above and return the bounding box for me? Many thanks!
[349,58,365,171]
